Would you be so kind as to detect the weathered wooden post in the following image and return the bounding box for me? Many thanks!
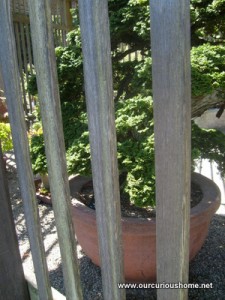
[0,1,53,299]
[78,0,125,299]
[0,144,30,300]
[0,67,4,100]
[65,0,73,32]
[27,0,83,299]
[150,1,191,299]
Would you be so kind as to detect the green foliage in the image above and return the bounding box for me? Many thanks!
[191,44,225,96]
[122,44,225,99]
[55,30,84,103]
[27,73,38,96]
[30,134,47,175]
[66,130,91,176]
[28,30,84,105]
[27,2,225,105]
[30,101,88,174]
[116,96,155,207]
[65,97,225,207]
[30,94,225,207]
[61,102,88,148]
[109,0,150,57]
[109,0,225,55]
[192,122,225,176]
[0,123,13,152]
[66,96,156,207]
[191,0,225,45]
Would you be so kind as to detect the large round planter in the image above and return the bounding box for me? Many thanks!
[70,173,220,283]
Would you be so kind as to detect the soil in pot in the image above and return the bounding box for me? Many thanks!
[77,180,203,218]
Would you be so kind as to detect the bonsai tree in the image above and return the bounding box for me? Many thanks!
[29,0,225,207]
[30,96,225,207]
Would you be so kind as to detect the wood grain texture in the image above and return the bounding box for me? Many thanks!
[0,2,53,299]
[78,1,125,299]
[27,1,83,299]
[0,145,29,300]
[150,1,191,299]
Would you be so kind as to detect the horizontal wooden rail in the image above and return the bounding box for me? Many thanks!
[13,13,30,24]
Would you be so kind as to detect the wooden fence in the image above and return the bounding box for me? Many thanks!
[0,0,73,125]
[0,0,191,299]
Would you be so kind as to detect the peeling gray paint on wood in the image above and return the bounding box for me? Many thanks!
[0,1,53,299]
[27,1,83,299]
[150,1,191,299]
[78,1,125,299]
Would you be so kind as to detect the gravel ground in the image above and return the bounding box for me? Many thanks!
[5,155,225,300]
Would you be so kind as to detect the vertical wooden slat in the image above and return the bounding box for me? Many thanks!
[150,1,191,300]
[59,0,67,46]
[25,24,33,75]
[13,0,17,12]
[55,1,61,46]
[27,1,83,299]
[0,2,53,299]
[0,143,30,300]
[14,22,29,116]
[0,67,5,100]
[20,22,32,113]
[25,23,34,112]
[65,0,73,32]
[78,1,125,299]
[53,14,60,46]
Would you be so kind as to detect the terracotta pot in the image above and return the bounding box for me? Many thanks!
[70,173,221,283]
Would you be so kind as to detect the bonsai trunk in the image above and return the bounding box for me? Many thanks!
[192,91,224,118]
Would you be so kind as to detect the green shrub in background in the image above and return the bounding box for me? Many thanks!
[0,123,13,153]
[65,96,225,208]
[30,134,47,175]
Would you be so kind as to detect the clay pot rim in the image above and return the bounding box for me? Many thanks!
[71,172,221,226]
